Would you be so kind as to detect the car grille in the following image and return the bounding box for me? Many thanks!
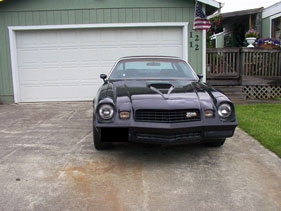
[135,109,200,123]
[135,131,201,142]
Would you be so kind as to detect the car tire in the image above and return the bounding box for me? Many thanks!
[205,139,226,147]
[93,127,111,150]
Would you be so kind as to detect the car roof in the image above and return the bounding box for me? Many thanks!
[118,56,182,60]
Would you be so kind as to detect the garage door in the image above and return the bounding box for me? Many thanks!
[15,27,184,102]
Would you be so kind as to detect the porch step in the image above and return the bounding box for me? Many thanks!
[214,86,246,101]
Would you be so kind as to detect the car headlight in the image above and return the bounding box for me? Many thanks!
[98,104,114,120]
[218,103,232,118]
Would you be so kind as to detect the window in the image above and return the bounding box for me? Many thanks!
[272,16,281,39]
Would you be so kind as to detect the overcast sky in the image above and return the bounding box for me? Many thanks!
[220,0,280,13]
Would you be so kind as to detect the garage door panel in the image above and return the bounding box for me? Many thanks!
[60,48,80,63]
[58,31,78,44]
[20,83,99,101]
[100,30,121,43]
[161,28,183,42]
[15,26,184,102]
[16,31,41,47]
[20,70,101,84]
[139,29,160,42]
[18,49,61,67]
[59,68,100,81]
[79,30,100,43]
[38,32,59,45]
[138,46,182,58]
[41,49,61,63]
[111,48,141,60]
[119,30,139,41]
[19,68,60,82]
[17,49,41,65]
[79,48,101,61]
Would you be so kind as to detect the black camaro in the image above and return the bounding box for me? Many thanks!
[93,56,237,150]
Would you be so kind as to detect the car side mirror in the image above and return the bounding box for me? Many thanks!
[100,74,107,83]
[197,74,203,81]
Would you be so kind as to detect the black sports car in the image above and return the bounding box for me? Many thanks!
[93,56,237,150]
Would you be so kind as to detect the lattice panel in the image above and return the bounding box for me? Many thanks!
[243,86,281,99]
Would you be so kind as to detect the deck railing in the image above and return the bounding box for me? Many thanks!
[206,48,281,85]
[206,48,240,78]
[242,48,281,77]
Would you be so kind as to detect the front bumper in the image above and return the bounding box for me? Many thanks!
[95,125,237,145]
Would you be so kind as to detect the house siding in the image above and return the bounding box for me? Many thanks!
[0,0,203,103]
[262,16,271,38]
[216,33,224,48]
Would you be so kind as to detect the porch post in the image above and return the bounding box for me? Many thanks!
[202,4,207,83]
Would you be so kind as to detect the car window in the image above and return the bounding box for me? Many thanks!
[110,59,197,80]
[125,61,173,70]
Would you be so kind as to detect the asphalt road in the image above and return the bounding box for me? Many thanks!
[0,103,281,211]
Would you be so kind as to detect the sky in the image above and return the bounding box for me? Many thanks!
[220,0,280,13]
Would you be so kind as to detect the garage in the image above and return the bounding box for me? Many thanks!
[0,0,220,104]
[10,24,187,102]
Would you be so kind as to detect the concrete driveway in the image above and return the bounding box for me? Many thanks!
[0,103,281,211]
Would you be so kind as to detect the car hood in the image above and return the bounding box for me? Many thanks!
[102,80,219,110]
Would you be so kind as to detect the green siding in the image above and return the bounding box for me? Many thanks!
[0,0,204,102]
[0,0,193,11]
[262,17,271,38]
[216,33,224,48]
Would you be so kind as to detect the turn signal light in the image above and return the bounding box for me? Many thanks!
[120,111,130,119]
[205,110,214,117]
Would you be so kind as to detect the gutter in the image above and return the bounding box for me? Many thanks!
[198,0,221,9]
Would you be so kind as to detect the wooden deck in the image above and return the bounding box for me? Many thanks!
[206,48,281,100]
[206,48,281,86]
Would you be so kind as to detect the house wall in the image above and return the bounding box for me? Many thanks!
[216,33,224,48]
[262,17,271,38]
[0,0,203,103]
[0,0,192,11]
[262,1,281,39]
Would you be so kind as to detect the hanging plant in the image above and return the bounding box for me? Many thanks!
[206,15,223,48]
[208,15,223,35]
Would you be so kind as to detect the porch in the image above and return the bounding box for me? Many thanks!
[206,48,281,100]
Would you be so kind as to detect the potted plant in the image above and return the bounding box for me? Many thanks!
[245,29,258,47]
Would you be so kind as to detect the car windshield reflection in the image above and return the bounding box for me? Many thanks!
[109,58,198,80]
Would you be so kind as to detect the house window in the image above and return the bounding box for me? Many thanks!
[271,17,281,39]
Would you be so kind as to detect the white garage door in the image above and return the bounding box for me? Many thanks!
[15,26,184,102]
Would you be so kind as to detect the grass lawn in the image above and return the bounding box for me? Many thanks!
[235,104,281,157]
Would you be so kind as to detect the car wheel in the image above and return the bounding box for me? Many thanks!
[93,127,111,150]
[205,139,226,147]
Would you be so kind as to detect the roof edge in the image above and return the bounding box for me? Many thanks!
[262,2,281,19]
[222,7,263,18]
[198,0,221,9]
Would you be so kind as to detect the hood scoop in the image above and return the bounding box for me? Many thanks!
[148,83,174,99]
[149,83,173,90]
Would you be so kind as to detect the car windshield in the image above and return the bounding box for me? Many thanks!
[109,58,198,80]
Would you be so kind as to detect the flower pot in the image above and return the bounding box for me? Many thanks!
[258,43,280,49]
[246,37,256,48]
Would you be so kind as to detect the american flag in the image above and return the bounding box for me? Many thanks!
[193,1,211,30]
